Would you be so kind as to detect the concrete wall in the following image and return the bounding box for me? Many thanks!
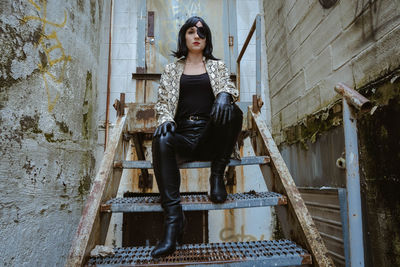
[264,0,400,144]
[0,0,110,265]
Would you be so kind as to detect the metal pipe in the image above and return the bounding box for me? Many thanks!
[335,83,372,113]
[104,0,114,150]
[343,98,365,267]
[256,15,261,97]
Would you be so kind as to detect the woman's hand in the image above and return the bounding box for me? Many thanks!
[210,92,233,125]
[154,121,176,137]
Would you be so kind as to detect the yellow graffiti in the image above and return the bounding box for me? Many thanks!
[219,225,265,242]
[22,0,71,112]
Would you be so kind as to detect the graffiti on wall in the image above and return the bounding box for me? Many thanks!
[219,225,265,242]
[22,0,71,112]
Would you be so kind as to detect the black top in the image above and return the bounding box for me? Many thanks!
[175,73,215,121]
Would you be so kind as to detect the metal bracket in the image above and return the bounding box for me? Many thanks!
[113,93,125,117]
[147,11,154,37]
[252,94,263,113]
[229,36,234,47]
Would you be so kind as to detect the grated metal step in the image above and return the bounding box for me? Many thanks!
[88,239,312,266]
[114,156,270,169]
[101,191,287,213]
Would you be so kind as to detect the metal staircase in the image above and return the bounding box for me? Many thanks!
[89,156,310,266]
[66,14,333,267]
[65,103,333,266]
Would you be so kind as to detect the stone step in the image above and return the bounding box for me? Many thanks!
[101,191,287,213]
[88,239,312,266]
[113,156,270,169]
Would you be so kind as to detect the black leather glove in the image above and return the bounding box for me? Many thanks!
[210,92,233,125]
[153,121,176,137]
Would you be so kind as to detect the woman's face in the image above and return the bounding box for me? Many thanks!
[185,21,206,54]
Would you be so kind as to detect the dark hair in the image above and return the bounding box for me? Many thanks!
[172,16,218,60]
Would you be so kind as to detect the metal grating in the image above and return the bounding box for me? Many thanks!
[114,156,270,169]
[88,239,311,266]
[101,191,287,213]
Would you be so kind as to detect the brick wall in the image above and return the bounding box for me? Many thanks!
[263,0,400,144]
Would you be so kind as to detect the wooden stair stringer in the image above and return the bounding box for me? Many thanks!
[249,108,334,267]
[66,112,129,267]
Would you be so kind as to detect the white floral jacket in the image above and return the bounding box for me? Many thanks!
[155,57,239,126]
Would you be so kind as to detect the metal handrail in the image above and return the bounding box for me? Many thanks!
[334,83,372,112]
[335,83,372,267]
[236,14,261,107]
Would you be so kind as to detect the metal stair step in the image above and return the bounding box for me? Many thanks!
[101,191,287,213]
[114,156,270,169]
[88,239,312,266]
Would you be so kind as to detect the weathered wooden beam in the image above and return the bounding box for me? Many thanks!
[249,107,334,267]
[66,112,128,267]
[131,132,153,189]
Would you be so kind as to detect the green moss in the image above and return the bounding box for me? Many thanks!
[281,102,343,149]
[19,114,42,134]
[77,152,96,197]
[44,132,54,142]
[77,0,84,11]
[55,120,70,134]
[90,0,96,25]
[0,24,42,90]
[44,132,65,143]
[82,71,93,139]
[272,219,285,240]
[78,173,92,196]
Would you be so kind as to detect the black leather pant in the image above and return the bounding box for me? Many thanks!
[152,105,243,208]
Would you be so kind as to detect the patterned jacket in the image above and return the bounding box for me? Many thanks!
[155,57,239,126]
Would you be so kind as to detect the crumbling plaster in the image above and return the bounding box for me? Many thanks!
[0,0,108,265]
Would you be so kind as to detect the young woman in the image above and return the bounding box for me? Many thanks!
[151,16,243,257]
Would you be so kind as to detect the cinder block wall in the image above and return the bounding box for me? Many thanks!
[263,1,400,266]
[0,0,110,265]
[264,0,400,144]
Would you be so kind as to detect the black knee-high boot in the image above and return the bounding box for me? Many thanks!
[151,133,185,257]
[151,205,185,257]
[209,104,243,203]
[209,158,229,203]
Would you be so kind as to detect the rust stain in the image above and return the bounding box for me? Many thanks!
[100,204,111,213]
[136,80,145,103]
[136,109,155,120]
[113,161,122,169]
[301,254,313,264]
[198,168,209,192]
[181,169,189,192]
[278,196,288,205]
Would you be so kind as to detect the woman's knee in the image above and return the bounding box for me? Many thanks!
[152,132,176,152]
[226,104,243,131]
